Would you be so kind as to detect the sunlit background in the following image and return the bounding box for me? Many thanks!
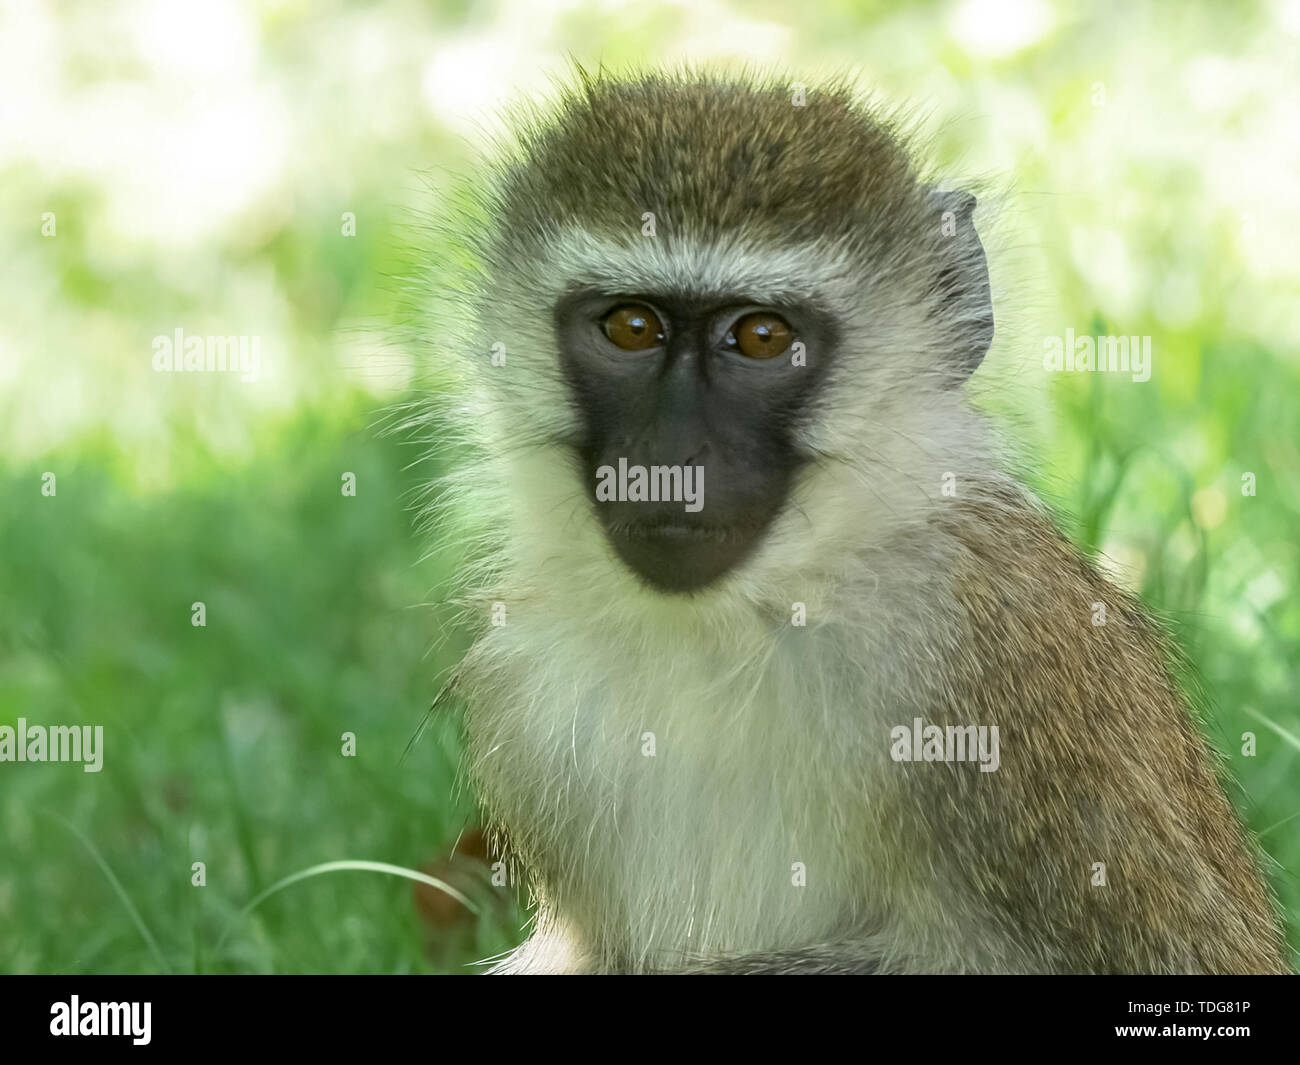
[2,0,1297,972]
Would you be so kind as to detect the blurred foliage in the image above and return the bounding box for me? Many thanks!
[0,0,1297,971]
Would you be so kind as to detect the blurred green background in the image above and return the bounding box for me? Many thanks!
[1,0,1297,973]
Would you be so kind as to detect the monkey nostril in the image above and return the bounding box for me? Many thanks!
[684,443,711,467]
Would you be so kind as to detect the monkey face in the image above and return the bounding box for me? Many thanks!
[554,289,836,593]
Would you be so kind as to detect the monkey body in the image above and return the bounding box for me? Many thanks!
[462,484,1284,973]
[441,72,1287,974]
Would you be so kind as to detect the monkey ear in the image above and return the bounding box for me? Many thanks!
[927,188,993,380]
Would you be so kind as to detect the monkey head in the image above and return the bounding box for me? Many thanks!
[463,72,994,597]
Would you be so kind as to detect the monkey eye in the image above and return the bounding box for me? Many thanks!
[727,312,793,359]
[602,304,665,350]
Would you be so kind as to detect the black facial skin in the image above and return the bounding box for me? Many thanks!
[554,290,836,593]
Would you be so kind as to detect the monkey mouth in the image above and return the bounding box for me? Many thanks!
[618,521,736,542]
[603,516,767,593]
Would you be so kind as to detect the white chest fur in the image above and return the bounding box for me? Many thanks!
[463,591,910,970]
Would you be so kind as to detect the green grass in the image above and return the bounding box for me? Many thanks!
[0,399,524,973]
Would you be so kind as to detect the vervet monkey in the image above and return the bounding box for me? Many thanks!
[431,71,1288,973]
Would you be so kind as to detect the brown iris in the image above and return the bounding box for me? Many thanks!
[603,304,664,350]
[731,312,793,359]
